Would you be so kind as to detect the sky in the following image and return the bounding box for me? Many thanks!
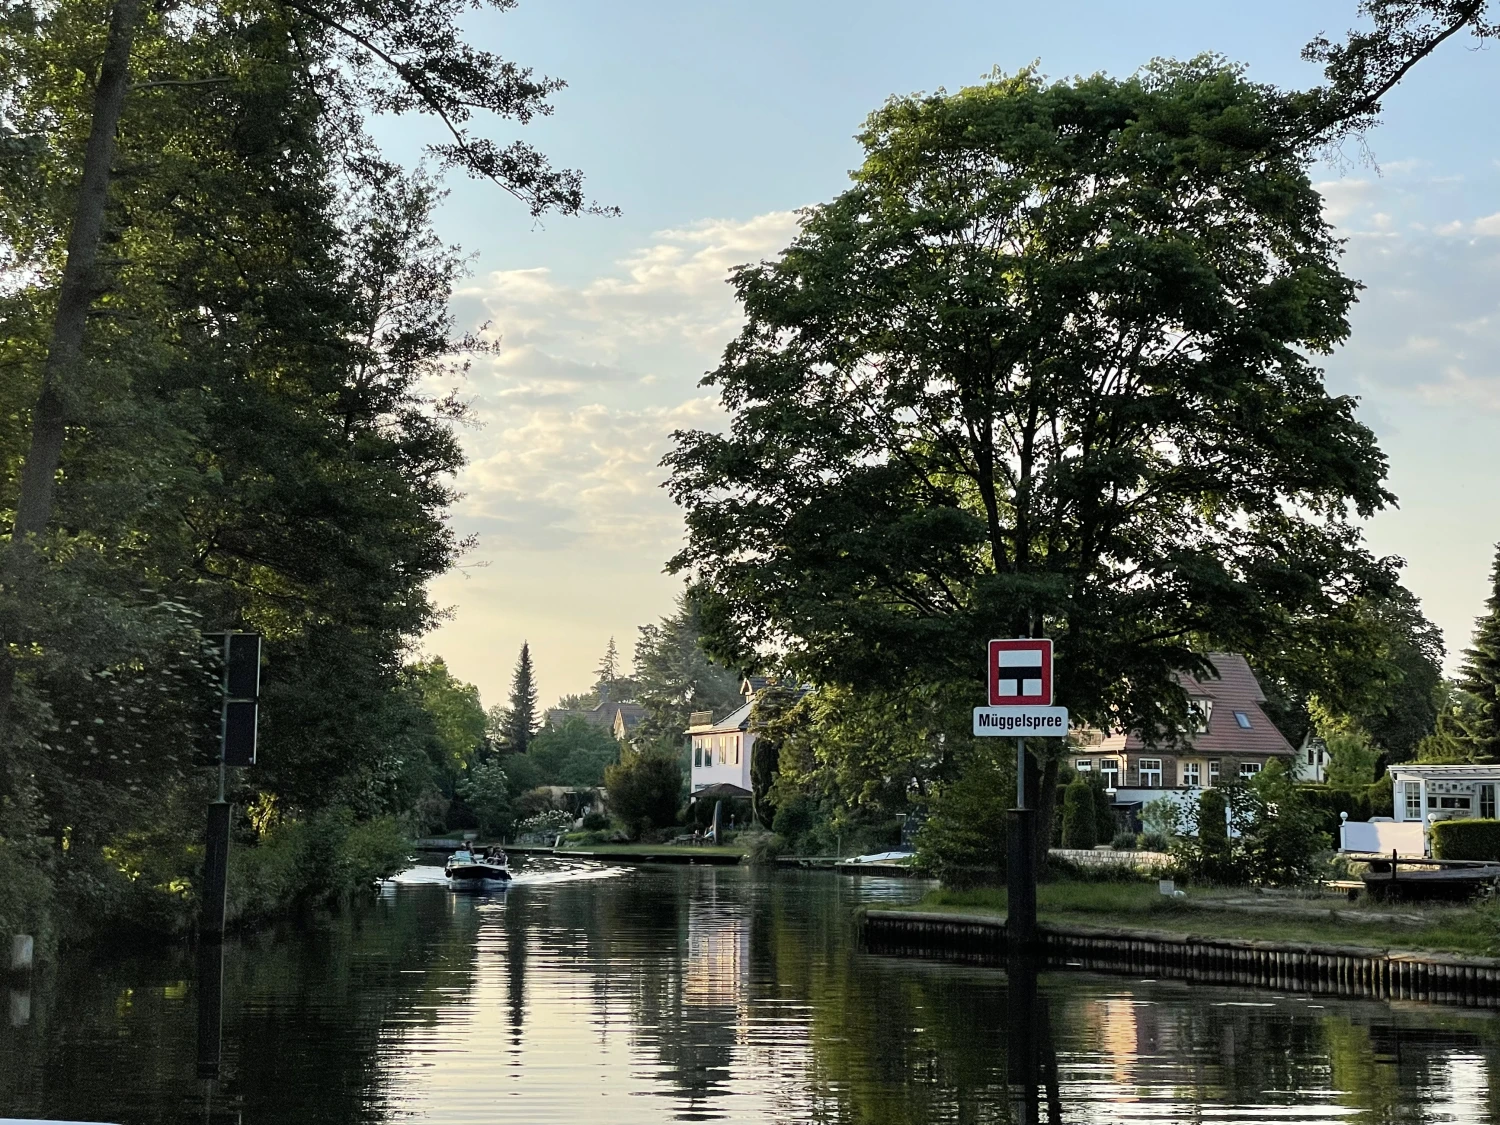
[372,0,1500,709]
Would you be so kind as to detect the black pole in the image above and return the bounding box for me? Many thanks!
[195,938,225,1079]
[1008,735,1037,948]
[202,800,231,937]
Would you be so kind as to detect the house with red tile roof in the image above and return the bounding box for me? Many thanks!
[1071,653,1295,807]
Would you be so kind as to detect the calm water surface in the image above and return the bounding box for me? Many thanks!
[2,859,1499,1124]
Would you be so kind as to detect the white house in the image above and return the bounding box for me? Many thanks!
[1293,734,1329,783]
[686,680,760,797]
[1340,762,1500,857]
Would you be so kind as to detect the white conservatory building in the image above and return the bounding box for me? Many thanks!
[1339,763,1500,857]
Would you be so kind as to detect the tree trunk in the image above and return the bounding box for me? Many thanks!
[0,0,141,746]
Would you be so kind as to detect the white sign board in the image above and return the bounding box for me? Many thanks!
[973,706,1069,737]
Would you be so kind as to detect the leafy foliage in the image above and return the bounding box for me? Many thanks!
[1456,544,1500,761]
[523,717,621,788]
[456,760,511,838]
[913,747,1013,886]
[630,592,743,747]
[1060,778,1098,849]
[666,62,1398,864]
[604,749,682,840]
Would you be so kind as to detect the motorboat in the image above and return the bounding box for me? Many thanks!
[445,848,512,886]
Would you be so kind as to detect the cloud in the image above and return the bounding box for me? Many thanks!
[440,211,800,562]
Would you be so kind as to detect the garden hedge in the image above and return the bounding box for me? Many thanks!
[1431,818,1500,861]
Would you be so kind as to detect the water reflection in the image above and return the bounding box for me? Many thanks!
[5,864,1500,1123]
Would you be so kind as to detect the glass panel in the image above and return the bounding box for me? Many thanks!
[1483,785,1496,820]
[1404,782,1421,820]
[1233,711,1252,729]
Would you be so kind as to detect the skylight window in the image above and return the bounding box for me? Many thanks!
[1233,711,1252,729]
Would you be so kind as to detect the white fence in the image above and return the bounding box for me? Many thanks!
[1339,819,1426,857]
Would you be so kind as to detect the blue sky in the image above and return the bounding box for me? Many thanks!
[382,1,1500,708]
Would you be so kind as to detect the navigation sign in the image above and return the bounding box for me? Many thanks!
[973,705,1069,737]
[988,638,1052,706]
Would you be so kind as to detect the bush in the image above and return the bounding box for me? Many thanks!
[604,749,682,840]
[1110,830,1137,850]
[580,811,610,832]
[456,759,512,838]
[1432,818,1500,861]
[1060,778,1098,849]
[914,751,1013,886]
[1172,787,1234,883]
[1138,831,1170,852]
[1090,776,1116,841]
[1238,764,1329,886]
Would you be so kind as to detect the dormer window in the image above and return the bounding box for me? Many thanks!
[1189,700,1213,734]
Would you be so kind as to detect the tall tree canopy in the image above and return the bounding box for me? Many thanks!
[1304,1,1495,141]
[1456,545,1500,760]
[498,643,539,755]
[631,592,743,748]
[667,61,1397,752]
[0,0,601,935]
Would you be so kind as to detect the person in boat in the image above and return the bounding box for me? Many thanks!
[452,845,474,864]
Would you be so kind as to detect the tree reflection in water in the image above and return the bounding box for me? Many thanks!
[5,866,1500,1123]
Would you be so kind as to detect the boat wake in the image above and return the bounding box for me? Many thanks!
[385,860,629,888]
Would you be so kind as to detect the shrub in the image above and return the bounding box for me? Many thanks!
[580,811,610,832]
[1060,778,1098,849]
[1239,763,1329,886]
[914,751,1013,886]
[1090,776,1116,841]
[604,749,683,840]
[1138,831,1170,852]
[456,759,513,838]
[1172,787,1235,883]
[1432,818,1500,861]
[1111,830,1137,850]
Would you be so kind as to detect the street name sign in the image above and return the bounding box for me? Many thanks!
[988,638,1052,706]
[973,705,1069,736]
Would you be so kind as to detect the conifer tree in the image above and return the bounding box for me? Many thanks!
[596,638,620,685]
[501,643,539,755]
[1458,544,1500,761]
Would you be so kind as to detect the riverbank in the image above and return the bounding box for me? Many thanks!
[862,905,1500,1008]
[892,883,1500,954]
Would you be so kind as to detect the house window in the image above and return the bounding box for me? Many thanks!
[1404,782,1421,820]
[1075,759,1092,773]
[1139,758,1163,787]
[734,736,741,765]
[1182,762,1201,788]
[1439,796,1472,811]
[693,741,703,768]
[1239,761,1262,778]
[1208,760,1221,785]
[1233,711,1252,729]
[716,736,725,765]
[1483,784,1496,820]
[1307,746,1315,766]
[1100,758,1120,788]
[1189,701,1212,733]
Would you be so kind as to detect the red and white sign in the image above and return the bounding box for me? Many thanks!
[987,638,1053,707]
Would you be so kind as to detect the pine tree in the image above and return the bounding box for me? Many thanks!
[502,643,539,755]
[596,638,620,685]
[1458,544,1500,761]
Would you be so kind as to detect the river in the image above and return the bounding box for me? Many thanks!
[2,858,1498,1124]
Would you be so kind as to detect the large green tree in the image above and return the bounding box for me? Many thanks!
[1455,544,1500,760]
[667,61,1397,853]
[496,643,539,755]
[631,592,743,747]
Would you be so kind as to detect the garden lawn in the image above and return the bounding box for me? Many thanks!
[902,883,1500,957]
